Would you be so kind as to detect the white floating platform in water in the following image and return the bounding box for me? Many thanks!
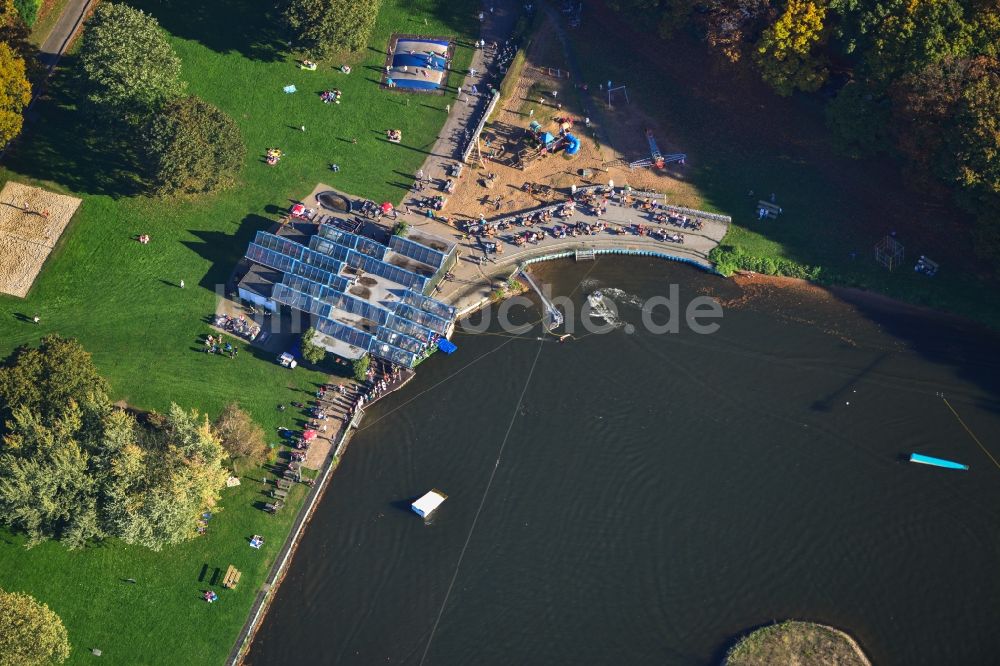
[411,489,448,518]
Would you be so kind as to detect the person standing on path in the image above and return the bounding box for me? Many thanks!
[445,103,451,113]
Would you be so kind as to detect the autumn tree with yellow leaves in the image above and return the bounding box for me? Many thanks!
[754,0,829,95]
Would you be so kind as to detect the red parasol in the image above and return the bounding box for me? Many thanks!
[380,202,394,214]
[302,429,318,441]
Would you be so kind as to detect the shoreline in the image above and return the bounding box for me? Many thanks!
[226,414,357,665]
[725,621,872,666]
[733,271,995,332]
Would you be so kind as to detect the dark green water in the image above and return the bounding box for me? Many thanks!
[248,259,1000,665]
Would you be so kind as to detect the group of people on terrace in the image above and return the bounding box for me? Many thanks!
[456,185,703,256]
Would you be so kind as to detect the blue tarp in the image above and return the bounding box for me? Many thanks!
[542,132,556,147]
[438,339,457,355]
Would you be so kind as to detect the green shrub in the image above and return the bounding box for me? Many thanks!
[709,245,821,280]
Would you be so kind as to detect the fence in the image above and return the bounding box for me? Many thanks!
[461,90,501,163]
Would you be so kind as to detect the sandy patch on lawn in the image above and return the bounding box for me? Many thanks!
[0,182,81,297]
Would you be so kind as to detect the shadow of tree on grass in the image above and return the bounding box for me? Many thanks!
[5,57,143,198]
[128,0,287,62]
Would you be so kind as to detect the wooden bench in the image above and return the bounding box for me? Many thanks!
[757,201,783,219]
[222,565,241,589]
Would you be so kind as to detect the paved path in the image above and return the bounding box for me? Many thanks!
[38,0,94,73]
[395,1,521,217]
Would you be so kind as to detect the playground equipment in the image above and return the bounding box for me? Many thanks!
[602,130,685,171]
[607,84,629,108]
[516,121,580,169]
[875,235,905,271]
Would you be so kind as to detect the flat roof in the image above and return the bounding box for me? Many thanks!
[406,228,456,255]
[237,262,281,300]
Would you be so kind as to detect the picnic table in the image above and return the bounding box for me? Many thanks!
[222,565,242,589]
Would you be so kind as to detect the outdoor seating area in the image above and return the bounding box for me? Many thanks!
[455,184,713,254]
[213,313,262,341]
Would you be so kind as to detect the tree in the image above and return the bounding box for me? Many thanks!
[889,56,971,174]
[0,339,227,550]
[77,2,184,122]
[0,335,110,431]
[826,80,892,157]
[0,589,70,665]
[12,0,38,26]
[283,0,382,56]
[0,42,30,146]
[754,0,829,95]
[1,0,41,81]
[0,404,99,548]
[142,96,245,196]
[856,0,972,83]
[704,0,775,62]
[945,71,1000,193]
[106,404,228,551]
[301,326,327,364]
[213,403,267,466]
[352,354,370,382]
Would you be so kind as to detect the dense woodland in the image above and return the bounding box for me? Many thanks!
[608,0,1000,263]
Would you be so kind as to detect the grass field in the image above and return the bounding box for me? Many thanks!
[0,0,476,663]
[563,5,1000,327]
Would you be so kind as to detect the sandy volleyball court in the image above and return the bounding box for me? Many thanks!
[0,182,81,297]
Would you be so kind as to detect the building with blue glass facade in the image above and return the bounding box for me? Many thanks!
[237,216,458,368]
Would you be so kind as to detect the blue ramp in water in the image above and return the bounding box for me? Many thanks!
[438,339,457,355]
[909,453,969,470]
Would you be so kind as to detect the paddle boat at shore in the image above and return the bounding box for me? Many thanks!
[909,453,969,470]
[411,489,447,518]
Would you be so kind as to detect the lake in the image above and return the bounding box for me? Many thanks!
[248,259,1000,665]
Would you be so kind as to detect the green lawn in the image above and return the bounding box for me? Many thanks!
[563,8,1000,327]
[0,0,476,663]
